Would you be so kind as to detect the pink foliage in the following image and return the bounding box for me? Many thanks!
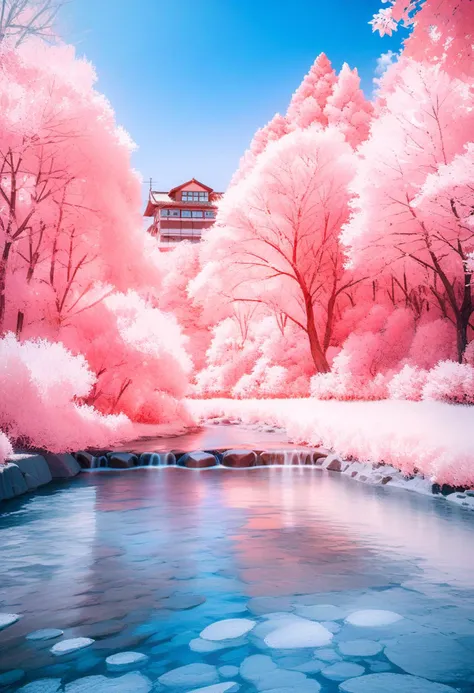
[371,0,474,78]
[423,361,474,404]
[0,333,134,452]
[286,53,336,129]
[0,431,13,465]
[0,38,193,449]
[388,365,429,401]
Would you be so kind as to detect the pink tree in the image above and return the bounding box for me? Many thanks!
[371,0,474,78]
[230,113,290,187]
[286,53,336,129]
[343,59,474,362]
[323,63,373,148]
[199,125,360,374]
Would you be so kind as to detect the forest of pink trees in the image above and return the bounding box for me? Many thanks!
[0,0,473,459]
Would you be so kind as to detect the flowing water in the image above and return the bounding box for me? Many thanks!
[1,467,474,692]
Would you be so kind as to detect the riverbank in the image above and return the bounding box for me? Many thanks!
[188,399,474,488]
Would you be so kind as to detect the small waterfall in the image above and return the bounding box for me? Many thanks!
[283,450,313,466]
[95,455,108,469]
[139,452,176,467]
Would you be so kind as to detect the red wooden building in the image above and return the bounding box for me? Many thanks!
[144,178,223,250]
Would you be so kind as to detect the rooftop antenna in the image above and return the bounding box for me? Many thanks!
[149,177,152,191]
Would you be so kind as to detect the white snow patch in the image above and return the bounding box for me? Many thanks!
[264,619,333,649]
[200,618,255,641]
[50,638,94,656]
[345,610,402,627]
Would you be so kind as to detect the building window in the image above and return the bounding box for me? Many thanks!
[181,210,192,218]
[169,209,180,217]
[182,191,209,202]
[192,210,203,218]
[160,209,170,217]
[204,210,215,219]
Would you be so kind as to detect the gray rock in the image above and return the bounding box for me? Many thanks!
[107,453,138,469]
[258,451,285,466]
[75,451,97,469]
[9,453,52,488]
[0,463,28,500]
[323,455,346,472]
[43,453,81,479]
[222,449,257,468]
[178,451,218,468]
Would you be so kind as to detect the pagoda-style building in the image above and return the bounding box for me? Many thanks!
[144,178,223,250]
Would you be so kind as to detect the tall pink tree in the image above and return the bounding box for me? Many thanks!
[230,113,290,186]
[198,125,360,374]
[343,59,474,362]
[286,52,336,129]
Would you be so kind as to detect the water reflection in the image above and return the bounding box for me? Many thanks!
[0,468,473,690]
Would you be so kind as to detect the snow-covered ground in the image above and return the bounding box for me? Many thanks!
[187,399,474,488]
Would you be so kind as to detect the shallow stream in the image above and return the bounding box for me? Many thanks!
[1,467,474,692]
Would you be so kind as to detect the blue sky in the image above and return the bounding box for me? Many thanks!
[60,0,403,207]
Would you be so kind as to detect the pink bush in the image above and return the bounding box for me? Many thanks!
[388,365,429,401]
[0,333,134,452]
[422,361,474,405]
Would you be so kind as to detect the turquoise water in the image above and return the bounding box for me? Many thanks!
[1,467,474,692]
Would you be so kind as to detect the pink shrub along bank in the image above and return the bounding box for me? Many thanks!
[188,398,474,488]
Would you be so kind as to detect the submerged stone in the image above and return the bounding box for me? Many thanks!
[65,672,152,693]
[239,654,277,683]
[321,662,365,681]
[26,629,63,641]
[294,604,346,622]
[188,685,239,693]
[201,618,256,641]
[265,619,333,649]
[51,638,94,656]
[159,663,219,688]
[0,669,25,686]
[339,673,459,693]
[105,651,149,671]
[384,633,474,682]
[218,666,239,678]
[17,680,61,693]
[338,639,383,657]
[345,610,403,627]
[0,612,20,630]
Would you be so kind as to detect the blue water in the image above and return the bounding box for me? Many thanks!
[1,467,474,692]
